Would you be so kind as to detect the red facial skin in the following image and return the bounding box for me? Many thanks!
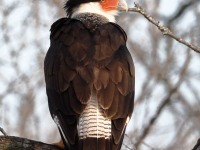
[100,0,119,11]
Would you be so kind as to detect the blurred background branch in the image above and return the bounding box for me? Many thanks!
[0,0,199,150]
[135,50,191,149]
[0,136,61,150]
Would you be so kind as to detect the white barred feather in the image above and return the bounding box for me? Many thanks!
[78,95,111,139]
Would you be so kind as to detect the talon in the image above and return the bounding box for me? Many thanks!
[53,139,65,149]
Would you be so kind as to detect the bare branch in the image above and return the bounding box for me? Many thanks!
[167,0,200,24]
[123,134,136,150]
[0,136,62,150]
[0,127,7,136]
[120,3,200,53]
[135,50,191,148]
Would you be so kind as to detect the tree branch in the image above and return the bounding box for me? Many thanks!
[0,136,62,150]
[135,50,191,148]
[121,3,200,53]
[0,127,8,136]
[192,138,200,150]
[167,0,200,24]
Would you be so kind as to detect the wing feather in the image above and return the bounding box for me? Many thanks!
[104,87,119,118]
[72,75,91,104]
[45,18,93,147]
[98,81,115,109]
[45,18,135,149]
[107,61,123,84]
[112,118,127,144]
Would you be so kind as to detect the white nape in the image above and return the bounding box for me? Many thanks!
[72,2,118,22]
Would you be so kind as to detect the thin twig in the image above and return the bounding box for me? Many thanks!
[123,134,136,150]
[123,143,133,150]
[135,50,191,148]
[0,127,8,136]
[142,141,165,150]
[120,3,200,53]
[167,0,200,24]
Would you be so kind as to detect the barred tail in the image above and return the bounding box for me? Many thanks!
[78,96,112,150]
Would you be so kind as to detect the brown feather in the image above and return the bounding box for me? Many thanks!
[104,87,119,118]
[68,87,86,114]
[112,118,127,144]
[117,71,129,96]
[45,18,135,150]
[114,93,126,118]
[56,112,79,146]
[107,61,123,84]
[94,67,102,90]
[93,23,126,62]
[58,62,76,92]
[128,92,135,115]
[76,66,94,84]
[98,81,115,109]
[98,69,110,88]
[80,138,111,150]
[72,75,91,104]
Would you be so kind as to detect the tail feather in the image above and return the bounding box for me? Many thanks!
[53,113,79,150]
[80,138,111,150]
[53,97,128,150]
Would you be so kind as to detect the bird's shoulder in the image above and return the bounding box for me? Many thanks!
[50,17,127,41]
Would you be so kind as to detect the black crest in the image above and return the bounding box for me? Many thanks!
[65,0,100,16]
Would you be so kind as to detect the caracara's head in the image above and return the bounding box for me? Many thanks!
[64,0,128,22]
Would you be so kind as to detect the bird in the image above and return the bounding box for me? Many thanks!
[44,0,135,149]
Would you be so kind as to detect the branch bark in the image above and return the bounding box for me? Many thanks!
[192,138,200,150]
[0,136,62,150]
[121,3,200,54]
[0,128,8,136]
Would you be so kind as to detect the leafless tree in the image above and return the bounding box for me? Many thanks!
[0,0,199,150]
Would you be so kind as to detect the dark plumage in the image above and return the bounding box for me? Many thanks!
[44,1,134,150]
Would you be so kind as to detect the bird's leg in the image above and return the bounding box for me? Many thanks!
[52,139,65,149]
